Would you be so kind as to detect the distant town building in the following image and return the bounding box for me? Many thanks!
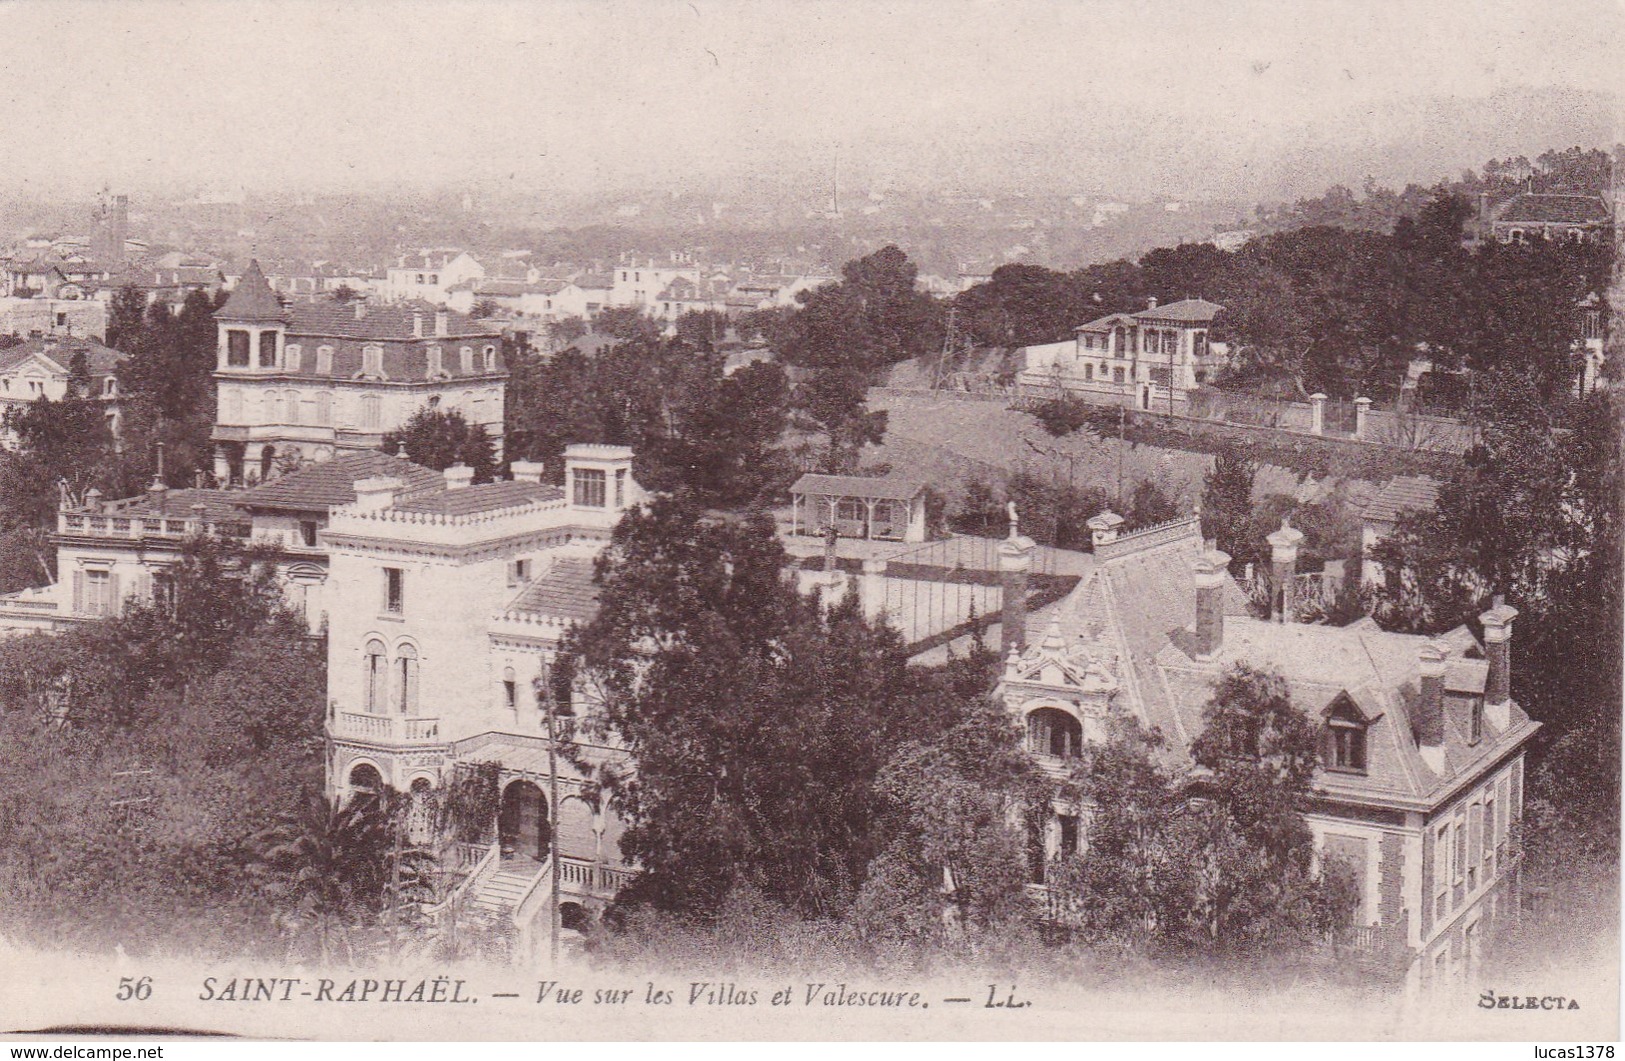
[1360,476,1441,588]
[0,296,107,340]
[1489,193,1612,245]
[382,251,485,305]
[210,261,506,484]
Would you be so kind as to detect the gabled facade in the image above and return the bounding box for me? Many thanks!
[998,513,1537,988]
[210,261,507,484]
[0,337,127,443]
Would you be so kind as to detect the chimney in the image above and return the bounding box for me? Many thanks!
[352,476,403,512]
[510,460,545,484]
[443,464,474,490]
[146,479,168,515]
[997,505,1037,657]
[1086,510,1124,551]
[1192,540,1231,658]
[435,310,449,337]
[1415,639,1448,751]
[412,310,424,338]
[1480,595,1518,726]
[84,486,103,513]
[1146,295,1158,310]
[1266,517,1305,622]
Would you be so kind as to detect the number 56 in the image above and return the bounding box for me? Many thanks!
[116,976,152,1001]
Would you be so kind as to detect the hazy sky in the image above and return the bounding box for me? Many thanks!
[0,0,1618,197]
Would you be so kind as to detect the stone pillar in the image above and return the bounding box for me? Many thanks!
[1192,542,1231,658]
[1086,510,1123,552]
[1355,396,1372,440]
[1310,392,1327,436]
[997,531,1036,658]
[1266,517,1304,623]
[861,558,888,623]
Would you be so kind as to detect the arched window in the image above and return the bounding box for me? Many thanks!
[427,345,443,377]
[316,345,334,375]
[395,643,419,715]
[483,345,496,371]
[407,776,436,846]
[459,346,474,373]
[502,666,518,712]
[348,762,384,798]
[1027,707,1083,759]
[360,394,381,430]
[362,345,384,377]
[364,639,387,713]
[315,390,332,425]
[285,343,303,371]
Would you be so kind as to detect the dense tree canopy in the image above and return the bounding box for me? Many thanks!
[381,406,499,483]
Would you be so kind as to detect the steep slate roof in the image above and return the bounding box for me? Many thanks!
[1495,194,1611,225]
[507,555,600,623]
[791,473,926,501]
[1362,475,1441,525]
[218,301,506,383]
[1028,517,1536,808]
[392,480,562,517]
[217,260,289,322]
[235,452,443,512]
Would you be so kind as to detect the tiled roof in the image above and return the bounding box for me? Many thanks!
[1362,475,1440,525]
[1132,298,1225,323]
[507,555,599,623]
[235,452,443,512]
[572,273,613,290]
[222,302,508,383]
[217,260,289,322]
[1074,312,1140,334]
[1495,194,1611,225]
[0,337,126,379]
[392,480,563,517]
[110,488,244,522]
[791,473,925,501]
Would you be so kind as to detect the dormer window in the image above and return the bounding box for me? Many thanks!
[1323,694,1369,773]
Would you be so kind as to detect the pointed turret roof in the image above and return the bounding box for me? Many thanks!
[216,260,287,322]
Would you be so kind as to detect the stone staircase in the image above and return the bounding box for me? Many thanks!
[466,858,548,925]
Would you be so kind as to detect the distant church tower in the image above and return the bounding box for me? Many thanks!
[91,190,129,265]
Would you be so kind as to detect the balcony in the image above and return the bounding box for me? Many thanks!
[60,512,251,541]
[330,709,444,744]
[558,856,636,896]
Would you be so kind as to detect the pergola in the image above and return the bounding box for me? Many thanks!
[789,473,928,543]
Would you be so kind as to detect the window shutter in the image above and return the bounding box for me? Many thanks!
[107,573,120,616]
[72,570,83,614]
[405,658,419,717]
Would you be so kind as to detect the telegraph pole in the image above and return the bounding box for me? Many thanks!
[542,670,561,964]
